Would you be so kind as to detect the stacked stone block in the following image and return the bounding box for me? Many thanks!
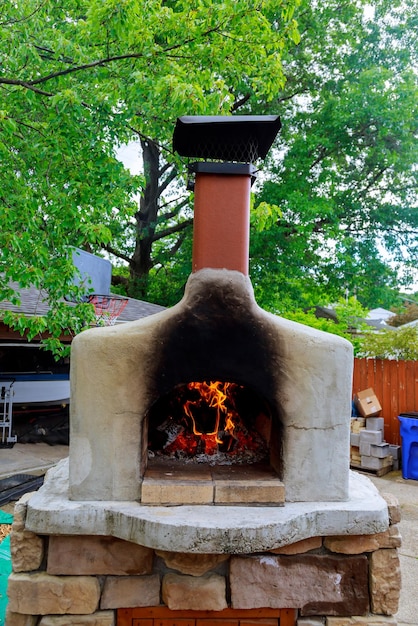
[6,493,401,626]
[350,418,400,472]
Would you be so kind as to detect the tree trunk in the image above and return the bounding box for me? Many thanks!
[129,138,160,299]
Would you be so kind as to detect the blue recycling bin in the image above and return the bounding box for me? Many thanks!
[398,414,418,480]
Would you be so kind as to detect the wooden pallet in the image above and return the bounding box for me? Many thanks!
[350,462,393,477]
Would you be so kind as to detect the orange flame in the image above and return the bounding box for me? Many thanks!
[156,380,268,460]
[183,381,238,448]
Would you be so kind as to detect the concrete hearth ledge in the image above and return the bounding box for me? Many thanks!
[26,459,389,554]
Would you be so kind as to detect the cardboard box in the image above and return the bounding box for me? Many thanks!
[354,388,382,418]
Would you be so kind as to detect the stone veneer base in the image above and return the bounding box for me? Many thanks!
[25,460,389,554]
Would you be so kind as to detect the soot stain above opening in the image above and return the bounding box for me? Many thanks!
[145,278,286,474]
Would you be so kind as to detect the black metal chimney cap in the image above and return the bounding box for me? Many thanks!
[173,115,281,163]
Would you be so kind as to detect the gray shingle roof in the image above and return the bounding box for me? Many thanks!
[0,282,165,323]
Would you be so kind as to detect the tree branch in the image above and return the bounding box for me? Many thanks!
[102,243,131,264]
[157,166,178,197]
[363,167,389,192]
[232,93,251,111]
[152,218,193,243]
[159,198,189,221]
[168,229,189,256]
[0,78,53,96]
[0,23,229,90]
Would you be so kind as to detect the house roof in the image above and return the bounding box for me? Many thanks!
[366,308,394,321]
[0,282,165,323]
[363,318,396,331]
[313,304,397,332]
[399,318,418,328]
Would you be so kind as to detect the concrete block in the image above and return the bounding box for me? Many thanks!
[388,444,401,460]
[359,443,371,456]
[366,417,384,432]
[25,462,390,556]
[359,430,383,445]
[350,433,360,446]
[370,443,390,459]
[361,455,392,470]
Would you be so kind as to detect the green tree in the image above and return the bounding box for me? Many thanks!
[282,296,370,354]
[2,0,417,353]
[250,0,418,313]
[358,325,418,361]
[0,0,300,348]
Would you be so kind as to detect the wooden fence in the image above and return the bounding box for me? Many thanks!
[352,358,418,445]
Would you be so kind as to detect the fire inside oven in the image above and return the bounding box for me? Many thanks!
[147,380,271,465]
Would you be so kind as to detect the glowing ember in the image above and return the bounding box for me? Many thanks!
[149,381,269,464]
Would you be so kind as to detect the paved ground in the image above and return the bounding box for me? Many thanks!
[0,445,417,623]
[369,470,418,626]
[0,442,69,481]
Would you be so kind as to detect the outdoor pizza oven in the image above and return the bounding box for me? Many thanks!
[11,117,398,626]
[68,117,352,505]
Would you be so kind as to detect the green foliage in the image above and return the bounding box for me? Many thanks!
[249,0,418,312]
[0,0,300,350]
[145,233,193,306]
[280,309,350,338]
[279,297,370,354]
[1,0,417,350]
[334,297,370,333]
[358,326,418,361]
[250,201,282,233]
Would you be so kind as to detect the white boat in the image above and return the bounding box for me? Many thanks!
[0,343,70,407]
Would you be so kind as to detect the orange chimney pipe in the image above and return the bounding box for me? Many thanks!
[172,116,281,276]
[192,170,252,275]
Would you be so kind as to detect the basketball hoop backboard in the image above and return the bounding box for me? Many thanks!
[70,248,112,301]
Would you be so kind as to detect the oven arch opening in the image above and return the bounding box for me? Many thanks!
[145,379,283,477]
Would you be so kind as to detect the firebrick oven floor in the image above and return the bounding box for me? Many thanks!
[141,459,285,505]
